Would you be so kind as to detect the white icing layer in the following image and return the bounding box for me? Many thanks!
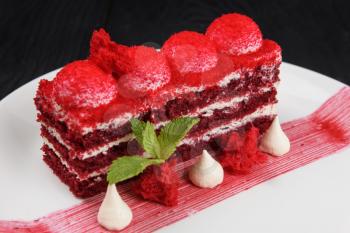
[218,72,240,87]
[97,184,133,231]
[41,122,134,160]
[43,138,109,180]
[182,104,276,145]
[82,112,136,135]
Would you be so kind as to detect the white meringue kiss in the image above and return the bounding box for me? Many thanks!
[97,184,133,231]
[189,150,224,188]
[259,116,290,156]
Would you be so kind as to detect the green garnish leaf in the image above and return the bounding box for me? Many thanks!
[158,117,199,160]
[108,117,199,184]
[142,121,161,158]
[107,155,164,184]
[130,118,146,146]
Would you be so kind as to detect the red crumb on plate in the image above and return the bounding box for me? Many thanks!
[131,161,179,206]
[219,126,268,174]
[313,117,348,143]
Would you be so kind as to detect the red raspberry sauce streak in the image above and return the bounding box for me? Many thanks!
[1,87,349,232]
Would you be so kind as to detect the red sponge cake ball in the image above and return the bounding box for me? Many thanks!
[162,31,218,73]
[117,46,171,98]
[53,60,118,109]
[206,13,263,55]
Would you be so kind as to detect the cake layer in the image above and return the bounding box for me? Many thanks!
[42,103,276,180]
[41,85,277,160]
[37,65,279,156]
[42,145,107,198]
[42,115,274,198]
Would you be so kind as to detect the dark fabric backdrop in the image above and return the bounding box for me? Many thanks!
[0,0,349,100]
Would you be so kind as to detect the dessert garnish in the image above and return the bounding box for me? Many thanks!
[189,150,224,188]
[219,127,268,174]
[97,184,132,231]
[206,13,263,55]
[259,116,290,156]
[53,60,118,109]
[107,117,199,205]
[107,117,199,184]
[162,31,218,73]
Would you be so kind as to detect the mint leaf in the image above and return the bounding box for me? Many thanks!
[158,117,199,160]
[142,122,161,158]
[107,156,164,184]
[130,118,146,146]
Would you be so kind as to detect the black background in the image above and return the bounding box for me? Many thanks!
[0,0,349,100]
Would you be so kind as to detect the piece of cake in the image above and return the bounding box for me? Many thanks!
[34,13,281,198]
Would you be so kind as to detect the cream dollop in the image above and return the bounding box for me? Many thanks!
[259,116,290,156]
[97,184,133,231]
[189,150,224,188]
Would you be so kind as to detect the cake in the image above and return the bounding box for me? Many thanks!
[34,13,281,199]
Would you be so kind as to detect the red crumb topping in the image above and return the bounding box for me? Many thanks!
[89,29,130,75]
[52,60,118,109]
[219,127,268,174]
[131,161,179,206]
[206,13,263,55]
[91,30,171,97]
[162,31,218,74]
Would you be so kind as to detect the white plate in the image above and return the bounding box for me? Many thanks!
[0,63,349,233]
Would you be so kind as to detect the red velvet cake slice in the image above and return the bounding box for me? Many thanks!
[35,13,281,198]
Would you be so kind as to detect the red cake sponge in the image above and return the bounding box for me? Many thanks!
[131,161,179,206]
[52,60,118,109]
[219,126,268,174]
[89,29,130,75]
[162,31,218,74]
[117,46,171,98]
[206,13,263,55]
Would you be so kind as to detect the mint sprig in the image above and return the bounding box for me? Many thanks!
[107,117,199,184]
[158,117,199,160]
[107,156,164,184]
[130,118,146,146]
[142,121,161,159]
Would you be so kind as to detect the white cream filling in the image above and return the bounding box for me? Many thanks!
[218,72,240,87]
[43,123,72,150]
[81,134,134,159]
[182,104,276,145]
[82,112,136,135]
[41,122,134,160]
[43,138,108,180]
[43,85,276,160]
